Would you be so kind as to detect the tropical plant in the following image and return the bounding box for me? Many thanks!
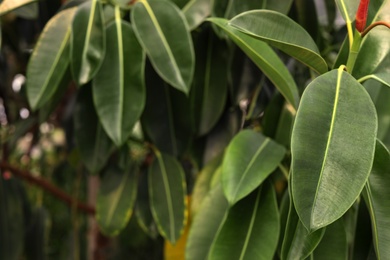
[0,0,389,259]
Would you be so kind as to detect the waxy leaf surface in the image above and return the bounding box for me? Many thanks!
[148,152,187,244]
[229,10,328,74]
[363,140,390,259]
[93,16,145,146]
[222,130,285,205]
[291,69,377,231]
[209,182,280,260]
[0,0,37,16]
[132,0,194,94]
[71,0,105,85]
[27,8,76,110]
[209,17,299,109]
[97,164,138,236]
[183,0,210,30]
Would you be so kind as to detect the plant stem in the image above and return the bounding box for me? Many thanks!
[346,30,362,72]
[361,21,390,37]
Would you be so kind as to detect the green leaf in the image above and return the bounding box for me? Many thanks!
[0,177,25,260]
[229,10,328,74]
[182,0,210,30]
[186,185,229,260]
[24,207,49,260]
[26,8,76,110]
[96,163,138,236]
[12,2,38,19]
[291,68,377,232]
[191,153,223,216]
[312,219,348,259]
[141,63,192,157]
[209,182,280,260]
[353,27,390,88]
[209,17,300,109]
[93,10,145,147]
[148,151,187,244]
[74,86,114,174]
[190,30,228,136]
[170,0,189,9]
[222,130,285,205]
[281,190,325,260]
[71,0,105,86]
[0,0,37,16]
[362,140,390,259]
[132,0,195,94]
[334,0,359,24]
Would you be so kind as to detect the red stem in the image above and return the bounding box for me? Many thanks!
[0,162,95,215]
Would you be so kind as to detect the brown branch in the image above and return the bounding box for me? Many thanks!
[361,21,390,37]
[0,162,95,215]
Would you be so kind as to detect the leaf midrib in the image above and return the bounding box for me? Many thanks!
[115,6,124,144]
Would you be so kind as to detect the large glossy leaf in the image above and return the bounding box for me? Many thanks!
[312,220,348,259]
[281,189,325,260]
[209,17,300,109]
[291,69,377,231]
[71,0,105,86]
[96,163,138,236]
[132,0,195,94]
[362,140,390,259]
[190,30,228,136]
[0,0,37,16]
[229,10,328,74]
[148,151,187,244]
[334,0,359,24]
[141,62,192,157]
[182,0,210,30]
[74,86,114,174]
[13,2,38,19]
[93,12,145,146]
[209,182,280,260]
[186,185,229,260]
[353,27,390,88]
[222,130,285,205]
[26,8,76,110]
[0,177,25,260]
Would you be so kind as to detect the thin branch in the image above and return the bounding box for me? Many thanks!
[361,21,390,37]
[0,162,95,215]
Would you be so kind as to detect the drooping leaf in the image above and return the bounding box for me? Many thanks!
[229,10,328,74]
[186,185,229,260]
[312,219,348,259]
[26,8,76,110]
[222,130,285,205]
[0,177,26,260]
[71,0,105,86]
[182,0,210,30]
[93,10,145,146]
[0,0,37,16]
[132,0,195,94]
[148,151,187,244]
[291,68,377,232]
[209,17,300,109]
[334,0,359,24]
[74,86,114,174]
[96,163,138,236]
[190,29,228,136]
[141,62,192,157]
[191,153,223,216]
[209,182,280,260]
[12,2,38,19]
[362,140,390,259]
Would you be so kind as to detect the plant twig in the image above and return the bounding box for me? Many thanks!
[0,162,95,215]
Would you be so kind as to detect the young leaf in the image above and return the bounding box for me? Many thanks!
[71,0,105,86]
[222,130,285,205]
[209,182,280,260]
[0,0,37,16]
[74,86,114,174]
[228,10,328,74]
[182,0,211,30]
[291,69,377,232]
[26,8,76,110]
[186,185,229,260]
[190,30,228,136]
[93,9,145,147]
[132,0,195,94]
[148,151,187,244]
[209,17,300,109]
[96,163,138,236]
[362,140,390,259]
